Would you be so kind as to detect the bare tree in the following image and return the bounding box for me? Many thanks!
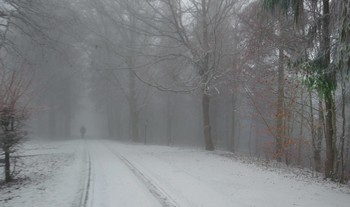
[0,62,32,182]
[111,0,240,150]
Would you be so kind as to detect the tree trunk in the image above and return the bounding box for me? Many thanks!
[4,149,11,182]
[319,0,337,179]
[309,91,323,172]
[255,119,260,158]
[345,132,350,182]
[202,92,214,151]
[130,106,139,143]
[230,94,236,152]
[248,120,253,156]
[63,112,71,139]
[128,65,139,142]
[63,79,72,139]
[276,48,285,162]
[124,11,140,143]
[324,94,336,177]
[338,0,350,183]
[338,80,347,182]
[297,88,304,166]
[107,102,115,138]
[315,100,324,172]
[200,0,214,151]
[166,94,173,146]
[48,97,57,138]
[129,79,140,142]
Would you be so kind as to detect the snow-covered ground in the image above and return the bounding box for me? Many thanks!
[1,139,350,207]
[0,140,87,207]
[107,141,350,207]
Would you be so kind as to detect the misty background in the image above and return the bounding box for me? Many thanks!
[0,0,350,183]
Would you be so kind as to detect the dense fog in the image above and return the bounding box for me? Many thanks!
[1,0,350,184]
[22,0,256,151]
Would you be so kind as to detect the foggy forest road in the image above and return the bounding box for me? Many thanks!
[80,140,350,207]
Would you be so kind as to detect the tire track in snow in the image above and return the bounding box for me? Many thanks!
[79,143,92,207]
[103,143,179,207]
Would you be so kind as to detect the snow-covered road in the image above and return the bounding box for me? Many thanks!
[2,139,350,207]
[86,141,162,207]
[84,140,350,207]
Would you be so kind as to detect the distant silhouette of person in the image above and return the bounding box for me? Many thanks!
[80,125,86,139]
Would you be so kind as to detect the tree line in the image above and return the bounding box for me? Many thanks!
[0,0,350,184]
[83,0,350,182]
